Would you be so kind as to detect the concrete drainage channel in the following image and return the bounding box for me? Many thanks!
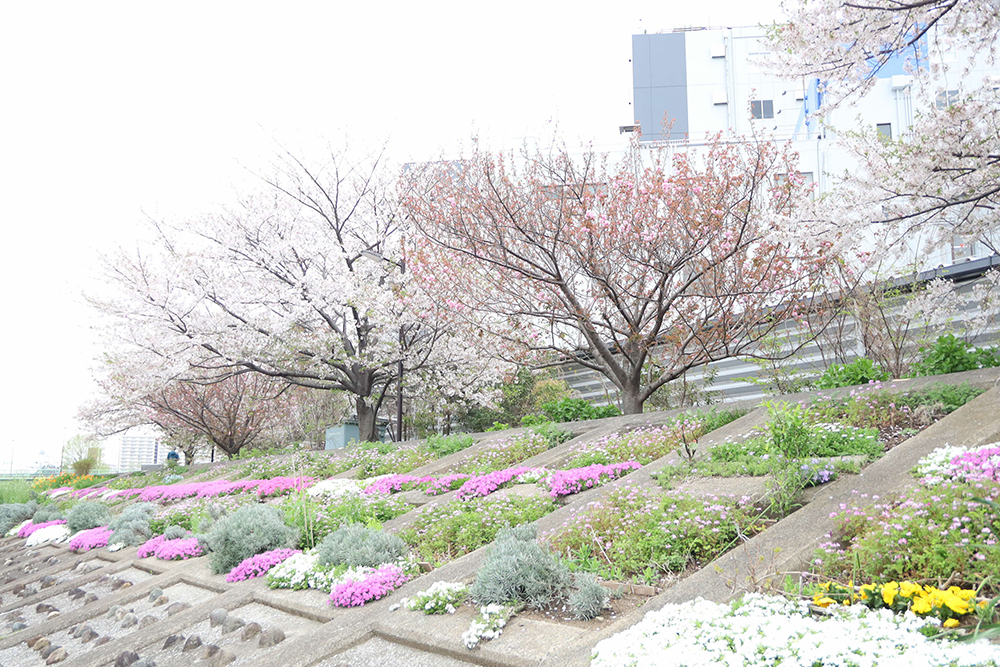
[0,369,998,667]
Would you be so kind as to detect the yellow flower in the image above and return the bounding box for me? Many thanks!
[813,596,836,608]
[943,618,960,628]
[882,582,899,606]
[911,597,933,615]
[899,581,922,599]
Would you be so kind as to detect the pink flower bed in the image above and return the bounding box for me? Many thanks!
[454,466,541,501]
[69,486,110,499]
[363,474,432,495]
[328,564,410,607]
[137,534,168,558]
[226,548,300,582]
[256,476,315,498]
[546,462,641,498]
[154,537,204,560]
[424,474,472,495]
[17,520,66,539]
[69,526,112,552]
[107,476,314,504]
[949,446,1000,483]
[137,534,204,560]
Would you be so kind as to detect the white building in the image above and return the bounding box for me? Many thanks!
[118,430,164,471]
[631,25,1000,270]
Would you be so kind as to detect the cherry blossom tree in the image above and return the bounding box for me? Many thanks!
[769,0,1000,258]
[92,147,505,442]
[404,136,837,414]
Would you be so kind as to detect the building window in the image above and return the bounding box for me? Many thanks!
[876,123,892,141]
[935,90,960,109]
[751,100,774,119]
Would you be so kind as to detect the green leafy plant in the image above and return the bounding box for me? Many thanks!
[528,422,573,448]
[522,398,620,425]
[205,504,299,574]
[423,433,476,458]
[815,358,890,388]
[0,481,33,506]
[400,495,556,564]
[911,334,1000,377]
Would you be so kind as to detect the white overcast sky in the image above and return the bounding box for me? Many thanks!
[0,0,785,471]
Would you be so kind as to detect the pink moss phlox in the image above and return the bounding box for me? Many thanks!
[137,534,167,558]
[364,474,432,495]
[71,486,110,499]
[949,447,1000,483]
[547,462,641,498]
[109,479,265,503]
[256,476,315,498]
[455,466,539,501]
[424,473,472,495]
[328,565,410,607]
[68,526,112,552]
[226,548,301,582]
[18,519,67,539]
[153,537,204,560]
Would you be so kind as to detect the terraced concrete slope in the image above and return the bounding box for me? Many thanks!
[1,369,998,667]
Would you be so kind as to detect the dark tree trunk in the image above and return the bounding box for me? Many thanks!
[356,398,378,442]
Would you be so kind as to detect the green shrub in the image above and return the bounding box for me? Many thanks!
[65,501,111,533]
[911,334,1000,377]
[401,495,557,564]
[280,493,409,550]
[0,481,33,505]
[108,503,157,547]
[523,398,620,425]
[468,525,572,609]
[906,382,985,414]
[205,504,298,574]
[528,422,573,448]
[423,434,475,458]
[568,573,610,620]
[815,358,890,388]
[315,523,408,568]
[0,500,37,534]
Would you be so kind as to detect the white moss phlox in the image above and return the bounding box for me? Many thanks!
[25,524,71,547]
[591,593,1000,667]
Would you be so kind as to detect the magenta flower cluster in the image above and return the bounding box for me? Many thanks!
[424,473,472,495]
[948,446,1000,483]
[68,526,112,552]
[106,476,314,503]
[255,476,315,498]
[17,519,67,539]
[137,534,204,560]
[546,462,641,498]
[364,474,432,495]
[70,486,110,499]
[226,548,300,582]
[328,565,410,607]
[154,537,204,560]
[455,467,542,501]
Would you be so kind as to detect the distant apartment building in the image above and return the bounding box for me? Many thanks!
[631,25,1000,269]
[118,431,164,471]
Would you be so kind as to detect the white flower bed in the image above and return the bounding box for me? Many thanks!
[306,478,364,500]
[915,444,969,479]
[25,524,71,547]
[591,594,1000,667]
[401,581,467,615]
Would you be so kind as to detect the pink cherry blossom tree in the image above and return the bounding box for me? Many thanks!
[404,136,837,414]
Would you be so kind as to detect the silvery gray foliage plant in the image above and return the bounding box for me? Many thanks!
[65,501,111,533]
[108,503,157,547]
[0,501,37,534]
[205,504,298,574]
[31,505,64,524]
[316,523,408,568]
[468,524,572,610]
[568,573,610,620]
